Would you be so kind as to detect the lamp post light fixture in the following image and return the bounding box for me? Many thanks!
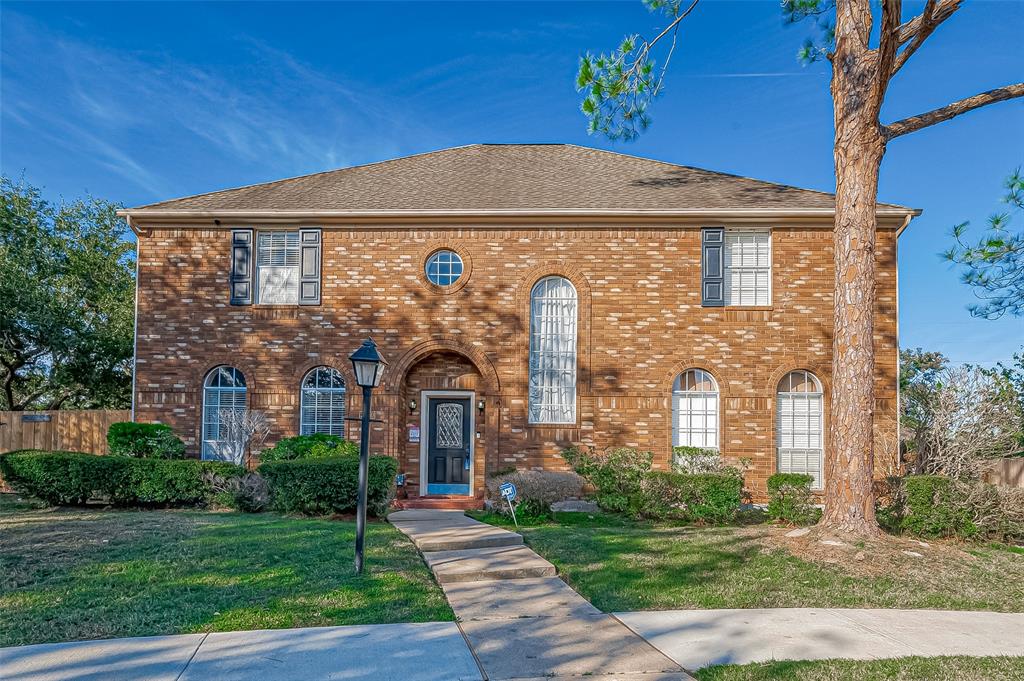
[349,338,387,574]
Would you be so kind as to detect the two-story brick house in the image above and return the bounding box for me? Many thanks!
[122,144,917,502]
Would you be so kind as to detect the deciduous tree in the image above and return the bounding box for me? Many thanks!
[0,177,134,411]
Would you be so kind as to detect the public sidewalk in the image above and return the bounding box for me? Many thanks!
[616,607,1024,671]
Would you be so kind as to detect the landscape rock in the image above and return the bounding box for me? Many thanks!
[785,528,811,538]
[551,500,600,513]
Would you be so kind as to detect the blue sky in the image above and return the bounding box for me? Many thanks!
[2,1,1022,365]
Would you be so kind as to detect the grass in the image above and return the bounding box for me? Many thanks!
[0,494,452,647]
[694,656,1024,680]
[469,511,1024,612]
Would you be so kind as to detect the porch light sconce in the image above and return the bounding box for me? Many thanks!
[409,398,417,413]
[477,399,486,412]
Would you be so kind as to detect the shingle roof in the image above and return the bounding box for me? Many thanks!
[129,144,913,214]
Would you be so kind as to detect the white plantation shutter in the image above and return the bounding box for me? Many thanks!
[776,370,824,488]
[724,230,771,306]
[672,369,719,450]
[300,367,346,436]
[256,232,300,304]
[202,366,247,460]
[528,276,578,424]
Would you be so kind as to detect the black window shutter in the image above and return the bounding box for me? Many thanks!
[298,228,321,305]
[701,227,725,307]
[230,229,253,305]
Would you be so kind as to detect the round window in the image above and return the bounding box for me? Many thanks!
[425,250,464,287]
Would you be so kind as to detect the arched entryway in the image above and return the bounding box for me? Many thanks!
[390,339,500,499]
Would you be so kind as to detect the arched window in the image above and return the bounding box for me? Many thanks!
[528,276,578,424]
[672,369,719,450]
[776,370,824,489]
[300,367,346,436]
[202,366,247,460]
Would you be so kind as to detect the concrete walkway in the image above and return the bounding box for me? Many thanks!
[0,622,482,681]
[390,509,693,680]
[616,608,1024,670]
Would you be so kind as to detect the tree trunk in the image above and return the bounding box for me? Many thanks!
[820,0,886,536]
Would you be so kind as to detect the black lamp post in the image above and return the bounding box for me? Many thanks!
[349,338,387,574]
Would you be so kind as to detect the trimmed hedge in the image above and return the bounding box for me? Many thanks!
[259,433,358,462]
[901,475,978,538]
[766,473,821,525]
[641,471,743,523]
[107,422,186,459]
[0,450,242,506]
[260,455,397,516]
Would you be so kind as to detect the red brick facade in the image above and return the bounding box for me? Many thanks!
[133,221,901,500]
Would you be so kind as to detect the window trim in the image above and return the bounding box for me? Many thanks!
[723,228,772,308]
[671,368,720,451]
[299,366,347,437]
[775,369,825,490]
[254,229,302,305]
[201,366,248,461]
[528,275,579,425]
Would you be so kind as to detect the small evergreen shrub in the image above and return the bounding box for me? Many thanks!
[640,470,742,523]
[901,475,977,538]
[562,445,652,515]
[0,450,242,506]
[766,473,821,525]
[259,433,357,462]
[107,422,185,459]
[260,455,397,516]
[485,469,587,518]
[671,446,721,474]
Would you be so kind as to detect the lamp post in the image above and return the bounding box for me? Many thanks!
[349,338,387,574]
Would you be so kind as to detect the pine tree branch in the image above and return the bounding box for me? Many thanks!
[891,0,961,77]
[884,83,1024,139]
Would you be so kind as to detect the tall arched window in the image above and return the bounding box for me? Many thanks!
[202,366,247,460]
[529,276,578,424]
[672,369,719,450]
[776,370,824,489]
[300,367,346,436]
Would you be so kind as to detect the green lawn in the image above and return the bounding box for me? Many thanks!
[469,511,1024,612]
[695,656,1024,681]
[0,494,452,647]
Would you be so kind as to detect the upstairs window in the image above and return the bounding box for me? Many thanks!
[724,230,771,306]
[300,367,347,436]
[776,370,824,489]
[256,231,301,304]
[528,276,578,424]
[425,250,464,287]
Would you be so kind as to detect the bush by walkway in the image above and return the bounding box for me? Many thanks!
[0,494,452,647]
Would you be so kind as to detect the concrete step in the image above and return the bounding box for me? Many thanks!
[443,577,601,620]
[423,545,557,584]
[394,496,484,510]
[389,509,478,523]
[391,519,524,552]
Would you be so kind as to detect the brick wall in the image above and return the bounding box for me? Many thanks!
[134,222,900,500]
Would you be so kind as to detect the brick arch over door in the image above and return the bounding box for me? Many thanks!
[385,337,500,394]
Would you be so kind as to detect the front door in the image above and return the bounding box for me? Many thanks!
[426,397,472,495]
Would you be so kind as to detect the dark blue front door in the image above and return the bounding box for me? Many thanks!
[426,397,471,495]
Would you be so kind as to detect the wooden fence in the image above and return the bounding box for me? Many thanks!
[987,458,1024,488]
[0,410,130,455]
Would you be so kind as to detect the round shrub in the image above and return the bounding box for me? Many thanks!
[766,473,821,525]
[259,434,358,462]
[107,422,186,459]
[260,455,397,516]
[485,469,587,518]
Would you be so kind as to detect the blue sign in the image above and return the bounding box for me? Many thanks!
[499,482,517,502]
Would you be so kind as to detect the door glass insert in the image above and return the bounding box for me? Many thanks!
[436,403,464,448]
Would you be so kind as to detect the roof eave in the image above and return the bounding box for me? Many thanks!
[118,207,922,225]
